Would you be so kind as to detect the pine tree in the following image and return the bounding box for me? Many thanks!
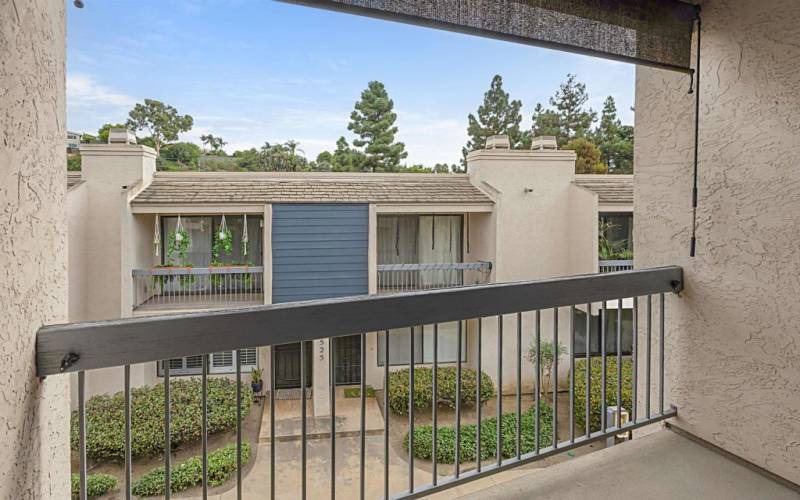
[594,96,633,174]
[348,81,407,172]
[531,103,561,139]
[550,74,596,141]
[462,75,527,163]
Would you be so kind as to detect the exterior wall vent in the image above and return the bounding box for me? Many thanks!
[531,136,558,150]
[108,128,137,145]
[485,135,511,150]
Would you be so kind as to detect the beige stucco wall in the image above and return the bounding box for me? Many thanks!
[635,0,800,484]
[466,149,594,393]
[0,0,70,497]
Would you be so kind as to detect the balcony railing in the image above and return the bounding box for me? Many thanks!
[132,266,264,310]
[40,266,681,500]
[599,260,634,273]
[377,261,492,293]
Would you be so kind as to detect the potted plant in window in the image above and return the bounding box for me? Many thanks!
[250,367,263,393]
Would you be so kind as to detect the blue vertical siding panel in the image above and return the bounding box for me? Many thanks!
[272,204,369,303]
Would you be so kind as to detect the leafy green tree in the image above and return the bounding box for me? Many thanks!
[80,133,99,144]
[160,142,201,166]
[462,75,527,163]
[316,136,368,172]
[563,138,607,174]
[126,99,193,155]
[200,134,227,155]
[348,81,407,171]
[550,74,596,141]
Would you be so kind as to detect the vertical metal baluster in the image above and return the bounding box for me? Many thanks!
[432,324,438,485]
[455,321,462,476]
[601,300,607,433]
[330,337,336,500]
[165,362,171,500]
[300,342,306,500]
[384,331,390,499]
[409,326,415,493]
[535,310,540,453]
[78,371,87,500]
[660,293,665,415]
[516,312,521,459]
[236,349,242,500]
[124,366,131,500]
[202,354,208,499]
[552,307,559,448]
[632,297,638,424]
[585,303,591,437]
[270,346,276,500]
[360,332,366,500]
[646,295,652,419]
[496,315,502,466]
[617,299,623,430]
[569,306,575,444]
[476,318,482,473]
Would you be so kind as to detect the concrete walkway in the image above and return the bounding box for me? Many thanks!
[456,429,800,500]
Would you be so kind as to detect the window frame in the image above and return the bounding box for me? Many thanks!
[376,322,468,367]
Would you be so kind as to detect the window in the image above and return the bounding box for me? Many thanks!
[377,215,463,265]
[599,212,633,255]
[160,215,263,266]
[572,307,633,357]
[158,348,257,376]
[377,322,467,366]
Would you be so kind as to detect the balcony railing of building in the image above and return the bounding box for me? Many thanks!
[599,260,634,273]
[132,266,264,310]
[377,261,492,293]
[40,266,681,500]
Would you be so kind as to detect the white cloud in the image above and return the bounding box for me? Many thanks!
[67,74,137,108]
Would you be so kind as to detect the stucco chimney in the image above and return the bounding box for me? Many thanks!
[531,136,558,150]
[485,134,511,149]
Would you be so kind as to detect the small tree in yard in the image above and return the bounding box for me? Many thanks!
[126,99,193,155]
[526,340,567,396]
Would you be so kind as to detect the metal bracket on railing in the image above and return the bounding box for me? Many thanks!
[670,280,684,294]
[60,352,80,372]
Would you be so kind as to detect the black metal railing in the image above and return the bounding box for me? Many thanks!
[39,266,681,500]
[377,262,492,293]
[132,266,264,310]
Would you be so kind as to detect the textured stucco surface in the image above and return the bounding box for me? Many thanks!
[0,0,70,498]
[635,0,800,484]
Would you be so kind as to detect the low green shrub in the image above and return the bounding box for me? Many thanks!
[71,378,253,462]
[388,367,495,415]
[131,442,250,496]
[70,472,117,499]
[405,402,554,463]
[573,357,632,432]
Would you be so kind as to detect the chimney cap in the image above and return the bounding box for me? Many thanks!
[531,136,558,150]
[108,128,137,145]
[485,135,511,150]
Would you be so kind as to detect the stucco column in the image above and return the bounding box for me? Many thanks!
[0,1,70,497]
[313,338,331,416]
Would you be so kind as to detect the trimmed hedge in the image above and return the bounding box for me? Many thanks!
[132,442,250,496]
[405,402,554,463]
[573,357,632,432]
[71,473,117,499]
[71,378,253,462]
[388,367,495,415]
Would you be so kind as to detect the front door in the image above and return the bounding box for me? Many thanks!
[274,341,312,389]
[334,335,362,385]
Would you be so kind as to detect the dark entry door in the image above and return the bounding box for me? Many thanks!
[334,335,362,385]
[274,341,312,389]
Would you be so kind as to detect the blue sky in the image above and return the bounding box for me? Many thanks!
[66,0,635,166]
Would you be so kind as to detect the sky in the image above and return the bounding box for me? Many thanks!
[66,0,635,166]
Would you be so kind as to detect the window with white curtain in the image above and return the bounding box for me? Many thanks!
[377,215,462,265]
[377,322,467,366]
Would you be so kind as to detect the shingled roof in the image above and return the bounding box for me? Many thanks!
[574,174,633,205]
[131,173,493,206]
